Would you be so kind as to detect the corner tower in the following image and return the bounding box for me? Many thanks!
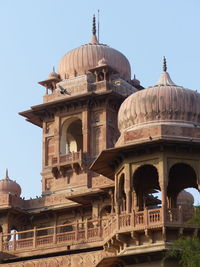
[20,17,138,196]
[91,59,200,266]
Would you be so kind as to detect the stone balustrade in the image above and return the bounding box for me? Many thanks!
[0,207,195,256]
[52,151,87,166]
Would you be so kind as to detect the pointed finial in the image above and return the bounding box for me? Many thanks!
[92,14,96,35]
[163,56,167,72]
[4,169,9,180]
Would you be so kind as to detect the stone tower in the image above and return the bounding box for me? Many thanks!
[0,19,199,267]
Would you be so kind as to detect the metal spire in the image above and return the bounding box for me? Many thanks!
[4,169,9,180]
[163,56,167,72]
[53,66,55,73]
[97,9,100,42]
[92,14,96,35]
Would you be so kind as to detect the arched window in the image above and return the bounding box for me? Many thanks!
[60,118,83,154]
[133,165,160,211]
[167,163,198,208]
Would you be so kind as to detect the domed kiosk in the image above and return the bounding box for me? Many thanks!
[0,169,21,197]
[91,58,200,261]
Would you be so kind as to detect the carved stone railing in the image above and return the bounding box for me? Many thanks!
[52,151,87,167]
[95,80,115,91]
[0,207,195,255]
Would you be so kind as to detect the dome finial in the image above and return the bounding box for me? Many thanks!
[4,169,9,180]
[92,14,96,35]
[90,14,99,44]
[163,56,167,72]
[156,57,175,86]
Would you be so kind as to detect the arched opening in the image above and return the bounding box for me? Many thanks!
[97,71,104,81]
[133,165,160,211]
[167,163,198,208]
[118,174,126,213]
[60,118,83,154]
[100,205,112,218]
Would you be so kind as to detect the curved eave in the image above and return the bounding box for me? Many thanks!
[90,138,200,180]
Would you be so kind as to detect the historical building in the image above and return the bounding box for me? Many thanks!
[0,16,199,266]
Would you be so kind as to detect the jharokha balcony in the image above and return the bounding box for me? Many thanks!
[51,151,88,176]
[0,206,196,260]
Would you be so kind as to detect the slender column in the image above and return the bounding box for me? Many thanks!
[53,224,57,244]
[115,175,120,214]
[12,231,16,251]
[85,219,88,240]
[82,108,89,153]
[102,107,107,150]
[159,155,168,224]
[54,115,60,159]
[0,232,2,251]
[33,227,37,248]
[42,121,46,169]
[125,164,131,213]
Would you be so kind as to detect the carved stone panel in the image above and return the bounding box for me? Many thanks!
[3,250,115,267]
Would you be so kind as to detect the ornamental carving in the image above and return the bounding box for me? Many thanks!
[3,250,114,267]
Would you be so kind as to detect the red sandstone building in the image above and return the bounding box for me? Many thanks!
[0,17,199,266]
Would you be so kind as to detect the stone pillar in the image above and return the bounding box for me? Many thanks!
[132,190,137,211]
[125,164,131,213]
[115,175,120,214]
[42,121,46,169]
[82,108,89,153]
[159,155,168,223]
[108,189,114,213]
[102,107,107,150]
[54,115,60,159]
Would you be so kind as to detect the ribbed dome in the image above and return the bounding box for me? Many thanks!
[177,190,194,206]
[58,34,131,81]
[118,69,200,133]
[48,67,60,80]
[0,170,21,197]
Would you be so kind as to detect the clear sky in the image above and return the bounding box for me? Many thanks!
[0,0,200,203]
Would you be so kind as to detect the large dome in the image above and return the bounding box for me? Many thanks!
[118,66,200,133]
[58,33,131,81]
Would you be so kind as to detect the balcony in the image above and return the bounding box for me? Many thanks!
[51,151,88,176]
[0,207,196,260]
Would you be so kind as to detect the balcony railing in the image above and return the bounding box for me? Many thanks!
[0,207,195,255]
[52,151,87,166]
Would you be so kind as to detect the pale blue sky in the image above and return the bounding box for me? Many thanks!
[0,0,200,203]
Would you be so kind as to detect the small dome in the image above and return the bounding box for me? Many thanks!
[47,67,60,80]
[177,190,194,206]
[0,170,21,197]
[131,74,141,87]
[118,65,200,133]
